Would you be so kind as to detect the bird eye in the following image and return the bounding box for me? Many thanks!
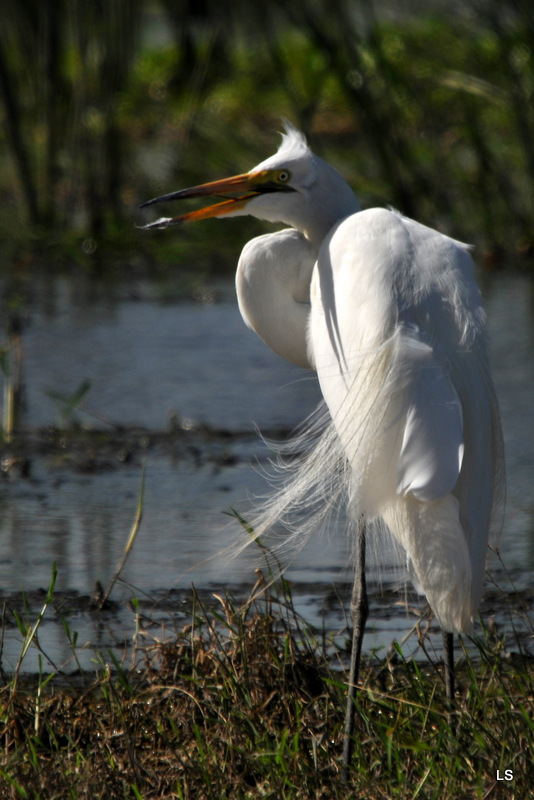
[277,170,291,183]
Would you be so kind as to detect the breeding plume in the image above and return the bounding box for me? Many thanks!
[141,122,504,777]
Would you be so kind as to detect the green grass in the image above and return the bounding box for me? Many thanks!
[1,572,533,799]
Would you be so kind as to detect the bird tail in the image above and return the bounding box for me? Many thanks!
[381,494,473,634]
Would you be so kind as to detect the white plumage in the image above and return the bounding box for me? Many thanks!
[307,206,502,633]
[141,120,504,675]
[236,228,315,370]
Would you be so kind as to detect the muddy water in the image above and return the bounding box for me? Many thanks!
[1,272,533,672]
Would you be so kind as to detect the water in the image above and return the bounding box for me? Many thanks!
[0,271,533,672]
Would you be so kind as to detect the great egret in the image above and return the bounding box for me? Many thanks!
[141,122,504,777]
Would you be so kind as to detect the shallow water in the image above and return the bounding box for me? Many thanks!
[0,271,533,672]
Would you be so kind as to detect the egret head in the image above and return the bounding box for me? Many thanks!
[140,121,359,244]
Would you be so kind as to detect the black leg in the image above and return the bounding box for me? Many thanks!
[341,523,368,783]
[442,630,455,701]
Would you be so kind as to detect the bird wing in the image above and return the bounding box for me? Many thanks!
[396,336,464,502]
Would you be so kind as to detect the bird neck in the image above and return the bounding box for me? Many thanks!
[296,161,360,246]
[300,206,357,246]
[236,229,316,369]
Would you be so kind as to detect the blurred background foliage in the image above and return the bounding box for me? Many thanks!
[0,0,533,276]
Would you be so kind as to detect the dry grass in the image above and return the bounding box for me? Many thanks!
[1,576,533,799]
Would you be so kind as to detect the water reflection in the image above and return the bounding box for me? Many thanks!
[484,274,534,578]
[19,279,321,431]
[0,271,533,670]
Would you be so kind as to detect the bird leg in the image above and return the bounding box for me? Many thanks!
[442,630,455,702]
[341,523,368,782]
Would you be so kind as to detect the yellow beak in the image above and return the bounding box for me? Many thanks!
[140,170,293,229]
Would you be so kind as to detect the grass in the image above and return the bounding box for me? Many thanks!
[1,568,533,799]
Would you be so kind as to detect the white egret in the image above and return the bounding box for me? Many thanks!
[141,122,504,777]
